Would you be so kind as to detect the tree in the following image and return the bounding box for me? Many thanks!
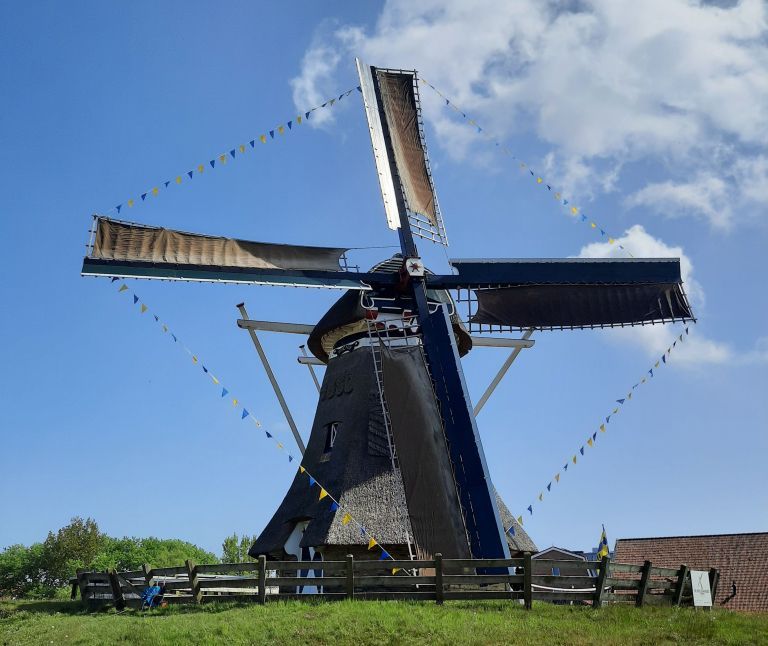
[40,517,103,590]
[221,533,257,563]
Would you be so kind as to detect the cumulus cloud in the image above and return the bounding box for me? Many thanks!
[577,224,768,366]
[291,0,768,225]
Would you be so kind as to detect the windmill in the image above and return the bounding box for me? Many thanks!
[81,60,694,565]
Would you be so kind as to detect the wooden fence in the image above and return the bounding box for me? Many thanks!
[72,555,718,610]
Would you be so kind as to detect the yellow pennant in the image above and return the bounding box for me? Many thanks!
[319,488,328,500]
[118,284,128,293]
[555,473,560,482]
[239,144,246,153]
[587,438,593,447]
[197,164,204,173]
[218,154,227,164]
[599,424,606,433]
[212,376,219,384]
[299,466,306,474]
[151,187,159,196]
[608,238,615,244]
[232,398,238,406]
[612,407,618,414]
[536,177,543,184]
[175,176,182,184]
[570,206,579,215]
[342,513,351,526]
[654,361,660,368]
[162,324,168,332]
[297,115,302,125]
[277,442,283,450]
[260,134,267,144]
[278,125,285,135]
[591,222,596,228]
[627,392,632,400]
[367,537,377,550]
[192,356,198,363]
[140,304,148,313]
[127,199,134,208]
[517,515,524,525]
[554,192,561,200]
[392,567,400,575]
[538,493,543,501]
[572,455,577,464]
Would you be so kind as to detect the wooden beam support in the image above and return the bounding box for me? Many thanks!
[594,556,611,608]
[434,553,444,605]
[346,554,355,599]
[673,564,689,607]
[186,559,202,604]
[108,568,126,610]
[258,555,267,604]
[636,560,652,607]
[523,553,533,610]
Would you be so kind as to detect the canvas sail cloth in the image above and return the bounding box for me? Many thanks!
[376,71,438,227]
[380,345,472,560]
[91,217,347,271]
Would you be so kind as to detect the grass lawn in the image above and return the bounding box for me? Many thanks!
[1,599,767,645]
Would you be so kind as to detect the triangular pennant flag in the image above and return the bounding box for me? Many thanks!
[171,334,177,342]
[600,229,606,236]
[563,199,568,205]
[141,193,147,201]
[209,159,216,168]
[299,465,305,473]
[288,455,293,463]
[613,408,619,414]
[685,327,689,335]
[269,130,275,139]
[308,476,316,487]
[232,398,237,406]
[564,463,568,471]
[592,432,597,440]
[133,294,139,304]
[330,501,339,512]
[265,431,272,438]
[152,187,159,196]
[191,356,198,364]
[572,455,577,464]
[219,154,227,163]
[276,442,283,450]
[140,304,148,313]
[679,333,684,342]
[368,537,377,550]
[571,206,579,215]
[555,473,560,482]
[587,438,594,447]
[538,493,543,501]
[277,126,284,135]
[187,170,194,179]
[111,277,120,282]
[118,284,128,293]
[116,205,122,213]
[221,387,228,397]
[356,85,362,92]
[527,505,533,515]
[260,134,266,143]
[241,409,249,419]
[537,177,543,184]
[249,140,255,148]
[606,415,611,424]
[546,482,551,491]
[197,164,205,173]
[287,121,292,130]
[580,446,585,456]
[202,365,208,372]
[392,568,401,575]
[673,340,677,347]
[507,525,516,536]
[627,392,632,400]
[305,111,311,120]
[662,355,666,363]
[616,398,625,404]
[649,369,654,377]
[297,115,302,125]
[229,149,236,158]
[319,488,328,500]
[655,361,660,368]
[342,513,351,525]
[127,199,134,208]
[517,515,524,525]
[600,424,606,433]
[379,550,390,560]
[153,314,159,321]
[591,222,596,228]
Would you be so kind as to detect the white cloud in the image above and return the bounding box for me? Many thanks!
[291,0,768,225]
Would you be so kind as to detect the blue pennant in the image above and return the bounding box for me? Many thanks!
[529,169,534,176]
[592,432,597,441]
[564,463,568,471]
[662,355,666,363]
[154,314,159,322]
[187,170,194,179]
[288,455,293,463]
[308,476,316,487]
[305,111,311,119]
[265,431,272,438]
[606,415,611,423]
[221,388,228,398]
[116,205,122,213]
[580,214,587,221]
[330,501,339,511]
[338,93,344,101]
[249,140,255,148]
[580,447,585,456]
[563,199,568,205]
[133,295,139,304]
[616,398,625,404]
[202,365,208,373]
[241,409,249,419]
[649,369,654,377]
[209,159,216,168]
[287,121,292,129]
[379,550,390,561]
[141,193,147,201]
[111,277,119,282]
[547,483,551,492]
[321,102,327,108]
[546,184,551,190]
[356,85,362,92]
[171,334,177,342]
[164,181,170,188]
[527,505,533,515]
[229,149,236,158]
[600,229,606,235]
[685,327,689,335]
[269,130,275,139]
[507,525,516,536]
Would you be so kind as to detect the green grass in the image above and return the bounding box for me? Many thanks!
[1,599,766,645]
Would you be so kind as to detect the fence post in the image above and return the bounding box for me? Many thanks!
[76,568,88,602]
[186,559,202,604]
[258,555,267,605]
[345,554,355,600]
[673,564,689,607]
[636,560,652,607]
[523,552,532,610]
[108,568,126,610]
[709,568,719,606]
[593,556,611,608]
[141,563,152,587]
[434,553,444,605]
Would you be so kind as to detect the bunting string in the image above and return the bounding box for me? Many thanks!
[420,78,634,257]
[111,278,402,570]
[105,87,362,217]
[510,326,691,530]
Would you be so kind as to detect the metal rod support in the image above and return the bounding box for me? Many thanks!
[299,345,322,393]
[473,329,534,417]
[236,303,306,455]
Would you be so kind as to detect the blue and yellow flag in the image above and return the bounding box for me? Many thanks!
[597,525,609,559]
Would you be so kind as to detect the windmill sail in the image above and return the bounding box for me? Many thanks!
[356,59,447,244]
[82,216,367,289]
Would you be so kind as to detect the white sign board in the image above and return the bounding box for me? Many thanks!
[690,570,713,607]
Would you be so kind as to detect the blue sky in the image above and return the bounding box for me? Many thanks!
[1,0,766,557]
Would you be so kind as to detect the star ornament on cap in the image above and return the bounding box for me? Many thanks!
[404,257,425,277]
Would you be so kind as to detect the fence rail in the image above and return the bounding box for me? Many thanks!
[71,555,717,610]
